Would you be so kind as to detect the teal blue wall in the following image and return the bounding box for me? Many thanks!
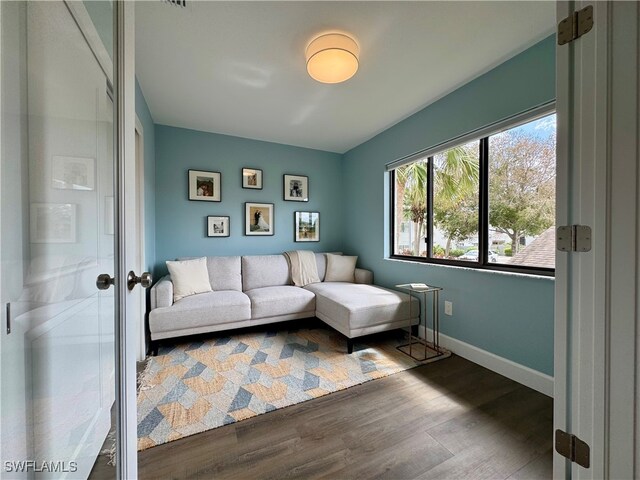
[154,125,343,277]
[341,36,556,376]
[136,81,156,273]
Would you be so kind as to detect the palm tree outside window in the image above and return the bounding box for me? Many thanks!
[391,112,556,275]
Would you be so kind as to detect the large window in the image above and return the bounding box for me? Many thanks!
[391,111,556,274]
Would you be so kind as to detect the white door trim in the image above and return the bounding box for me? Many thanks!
[606,2,639,477]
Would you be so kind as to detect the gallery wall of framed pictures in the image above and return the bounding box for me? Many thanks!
[154,126,343,273]
[188,166,319,241]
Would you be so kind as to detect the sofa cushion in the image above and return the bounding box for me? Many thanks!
[245,286,316,319]
[206,256,242,291]
[149,290,251,334]
[166,257,212,302]
[304,282,418,330]
[242,255,291,291]
[324,254,357,283]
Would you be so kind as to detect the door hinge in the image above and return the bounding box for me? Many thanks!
[558,5,594,45]
[556,225,591,252]
[555,429,590,468]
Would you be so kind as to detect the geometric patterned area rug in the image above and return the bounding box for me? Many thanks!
[137,325,423,450]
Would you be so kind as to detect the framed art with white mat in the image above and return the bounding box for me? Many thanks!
[242,168,262,189]
[189,170,221,201]
[294,211,319,242]
[245,202,274,236]
[207,216,230,237]
[283,174,308,201]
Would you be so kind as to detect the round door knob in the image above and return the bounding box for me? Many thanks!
[96,273,115,290]
[139,272,152,289]
[127,271,152,291]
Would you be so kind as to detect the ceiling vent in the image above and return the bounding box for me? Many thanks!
[164,0,186,7]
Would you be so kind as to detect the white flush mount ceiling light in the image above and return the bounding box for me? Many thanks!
[306,33,359,84]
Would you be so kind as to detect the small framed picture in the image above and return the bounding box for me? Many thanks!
[52,156,95,191]
[294,212,320,242]
[283,174,309,202]
[207,216,230,237]
[189,170,221,202]
[242,168,263,189]
[245,202,274,236]
[30,203,77,243]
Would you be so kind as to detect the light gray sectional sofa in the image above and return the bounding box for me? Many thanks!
[149,253,418,354]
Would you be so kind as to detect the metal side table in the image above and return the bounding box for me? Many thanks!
[395,283,448,362]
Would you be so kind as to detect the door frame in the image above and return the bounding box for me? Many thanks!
[555,1,640,477]
[605,2,639,477]
[554,1,609,477]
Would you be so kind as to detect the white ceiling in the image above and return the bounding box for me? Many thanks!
[135,1,555,153]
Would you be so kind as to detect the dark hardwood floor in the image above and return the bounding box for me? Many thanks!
[91,354,552,479]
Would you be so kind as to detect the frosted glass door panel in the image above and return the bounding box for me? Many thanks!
[1,1,116,479]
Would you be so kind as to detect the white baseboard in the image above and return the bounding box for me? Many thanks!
[419,326,554,398]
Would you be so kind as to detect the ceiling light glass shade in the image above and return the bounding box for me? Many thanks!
[306,33,359,84]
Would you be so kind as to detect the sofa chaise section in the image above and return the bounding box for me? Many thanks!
[305,282,419,353]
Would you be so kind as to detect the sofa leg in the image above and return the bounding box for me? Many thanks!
[347,338,354,354]
[149,341,159,357]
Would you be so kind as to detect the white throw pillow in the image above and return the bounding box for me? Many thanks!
[166,257,212,302]
[324,253,358,283]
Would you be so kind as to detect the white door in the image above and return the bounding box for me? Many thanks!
[0,1,137,478]
[114,2,141,477]
[554,1,640,478]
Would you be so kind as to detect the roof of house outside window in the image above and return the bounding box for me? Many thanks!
[508,226,556,269]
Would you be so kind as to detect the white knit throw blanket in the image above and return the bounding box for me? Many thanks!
[284,250,320,287]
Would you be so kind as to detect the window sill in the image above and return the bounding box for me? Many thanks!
[384,256,555,281]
